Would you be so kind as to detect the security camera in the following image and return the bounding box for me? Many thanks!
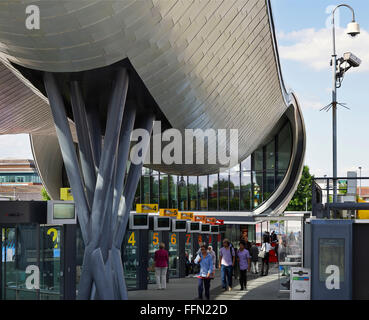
[343,52,361,68]
[346,21,360,37]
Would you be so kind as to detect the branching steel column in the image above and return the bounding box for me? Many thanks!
[44,67,154,300]
[70,81,96,209]
[43,72,90,243]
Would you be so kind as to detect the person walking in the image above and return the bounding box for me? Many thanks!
[219,239,235,291]
[194,244,213,300]
[154,242,169,290]
[250,242,259,274]
[208,246,216,277]
[260,236,272,276]
[237,241,251,290]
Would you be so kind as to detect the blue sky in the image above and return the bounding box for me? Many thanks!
[272,0,369,179]
[0,1,368,180]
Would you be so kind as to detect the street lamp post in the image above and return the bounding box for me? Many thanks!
[359,166,362,198]
[330,4,360,203]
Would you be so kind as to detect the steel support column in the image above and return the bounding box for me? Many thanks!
[44,68,155,300]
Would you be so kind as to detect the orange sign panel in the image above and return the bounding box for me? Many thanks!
[159,208,178,217]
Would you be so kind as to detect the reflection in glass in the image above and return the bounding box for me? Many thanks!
[188,176,198,210]
[219,172,229,210]
[208,174,218,210]
[151,171,159,205]
[178,177,188,210]
[198,176,208,210]
[123,230,139,289]
[169,175,178,208]
[241,171,252,211]
[229,169,240,211]
[160,174,168,208]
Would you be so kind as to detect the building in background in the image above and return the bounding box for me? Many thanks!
[0,159,42,200]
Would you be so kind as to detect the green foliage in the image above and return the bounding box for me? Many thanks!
[41,187,51,201]
[286,165,314,211]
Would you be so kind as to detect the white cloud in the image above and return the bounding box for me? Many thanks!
[293,91,325,111]
[278,27,369,72]
[0,134,33,159]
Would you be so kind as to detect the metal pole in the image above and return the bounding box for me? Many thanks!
[332,11,338,203]
[359,167,361,198]
[331,4,357,204]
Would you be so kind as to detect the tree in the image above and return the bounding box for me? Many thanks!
[41,187,51,201]
[286,165,314,211]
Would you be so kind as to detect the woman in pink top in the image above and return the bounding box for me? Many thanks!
[154,243,169,290]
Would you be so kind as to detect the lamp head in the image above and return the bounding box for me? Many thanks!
[346,21,360,37]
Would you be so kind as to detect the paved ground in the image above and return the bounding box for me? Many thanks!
[128,264,289,300]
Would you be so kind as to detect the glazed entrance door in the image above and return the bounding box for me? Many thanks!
[1,225,39,300]
[1,225,64,300]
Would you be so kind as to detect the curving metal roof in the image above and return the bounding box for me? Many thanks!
[0,0,287,170]
[0,0,306,214]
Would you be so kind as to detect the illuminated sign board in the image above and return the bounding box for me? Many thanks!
[178,212,193,220]
[136,204,158,213]
[159,208,178,217]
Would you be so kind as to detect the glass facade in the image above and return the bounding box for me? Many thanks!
[0,173,41,184]
[132,121,292,212]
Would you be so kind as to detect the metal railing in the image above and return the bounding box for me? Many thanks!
[312,176,369,219]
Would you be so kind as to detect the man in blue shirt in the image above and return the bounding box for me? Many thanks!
[194,244,213,300]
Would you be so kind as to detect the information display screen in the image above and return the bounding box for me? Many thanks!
[53,203,75,219]
[175,220,187,230]
[201,224,210,232]
[157,217,170,228]
[190,222,200,231]
[133,214,148,226]
[211,225,219,233]
[319,238,345,282]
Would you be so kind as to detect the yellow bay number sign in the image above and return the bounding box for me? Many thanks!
[136,204,158,213]
[60,188,73,201]
[178,212,193,220]
[159,208,178,217]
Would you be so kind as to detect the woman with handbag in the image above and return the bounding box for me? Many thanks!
[259,236,272,276]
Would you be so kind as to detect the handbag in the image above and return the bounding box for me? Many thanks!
[258,244,266,258]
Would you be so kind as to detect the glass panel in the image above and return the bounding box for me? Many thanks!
[219,172,229,210]
[76,225,84,291]
[188,177,198,210]
[278,122,292,172]
[208,174,218,210]
[168,233,179,278]
[123,230,138,289]
[40,226,62,300]
[265,171,275,201]
[178,177,188,211]
[151,172,159,205]
[253,172,263,207]
[3,225,39,300]
[198,176,208,210]
[169,175,178,209]
[241,156,251,171]
[160,174,168,208]
[241,172,252,211]
[148,231,161,284]
[142,174,150,204]
[229,171,240,211]
[266,139,275,170]
[254,147,263,171]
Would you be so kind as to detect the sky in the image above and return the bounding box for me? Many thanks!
[0,0,368,181]
[271,0,369,180]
